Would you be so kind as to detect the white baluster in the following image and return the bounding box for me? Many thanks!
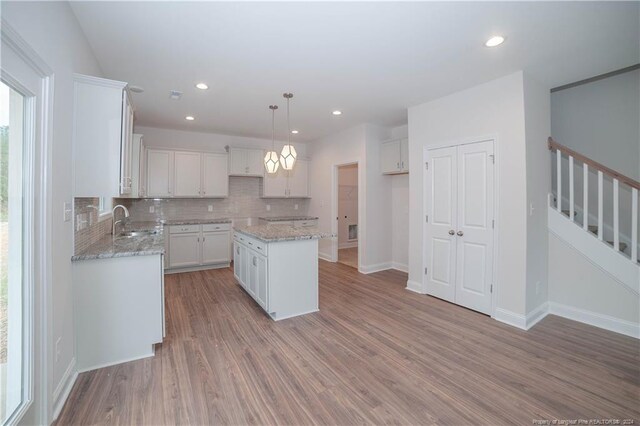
[556,149,562,212]
[598,171,603,241]
[583,164,589,231]
[632,188,638,263]
[613,178,619,251]
[569,155,574,221]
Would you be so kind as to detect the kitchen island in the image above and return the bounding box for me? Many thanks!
[233,225,333,320]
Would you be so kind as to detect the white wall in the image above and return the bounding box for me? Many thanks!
[2,2,103,423]
[523,73,551,314]
[408,72,529,316]
[548,232,639,325]
[136,125,308,158]
[390,124,409,272]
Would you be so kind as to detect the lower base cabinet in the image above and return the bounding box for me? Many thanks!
[166,223,231,272]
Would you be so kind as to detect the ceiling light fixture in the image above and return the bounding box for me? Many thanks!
[332,110,342,116]
[485,35,505,47]
[291,130,299,134]
[280,93,297,171]
[264,105,280,174]
[195,83,209,90]
[185,116,195,121]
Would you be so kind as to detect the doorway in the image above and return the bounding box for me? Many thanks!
[424,139,496,315]
[337,164,358,268]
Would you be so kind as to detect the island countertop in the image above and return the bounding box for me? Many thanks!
[258,216,319,222]
[71,232,165,262]
[233,225,334,243]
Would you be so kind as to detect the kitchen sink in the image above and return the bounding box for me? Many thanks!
[118,229,161,238]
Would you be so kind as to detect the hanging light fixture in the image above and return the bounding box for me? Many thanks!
[264,105,280,174]
[280,92,297,170]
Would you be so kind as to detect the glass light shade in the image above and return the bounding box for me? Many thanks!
[279,144,297,170]
[264,151,280,174]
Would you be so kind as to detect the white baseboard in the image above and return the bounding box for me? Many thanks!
[77,349,155,374]
[526,302,549,330]
[338,242,358,249]
[548,301,639,339]
[52,357,78,421]
[318,251,333,262]
[493,308,527,330]
[391,261,408,273]
[405,280,424,294]
[359,262,392,274]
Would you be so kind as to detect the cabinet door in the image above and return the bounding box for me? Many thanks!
[254,254,268,310]
[239,244,248,289]
[246,149,265,176]
[164,230,170,269]
[263,167,288,197]
[233,242,242,280]
[381,140,401,174]
[399,138,409,172]
[202,153,229,197]
[247,251,258,297]
[174,152,202,197]
[202,231,230,264]
[168,233,200,268]
[119,93,134,195]
[228,148,247,175]
[147,149,173,197]
[288,159,309,197]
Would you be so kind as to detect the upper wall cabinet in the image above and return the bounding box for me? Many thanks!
[146,149,228,198]
[381,138,409,174]
[263,159,309,198]
[73,74,134,199]
[228,148,264,177]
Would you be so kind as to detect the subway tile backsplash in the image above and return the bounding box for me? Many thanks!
[115,177,310,223]
[74,197,113,254]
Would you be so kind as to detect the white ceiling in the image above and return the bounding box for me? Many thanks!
[70,1,639,142]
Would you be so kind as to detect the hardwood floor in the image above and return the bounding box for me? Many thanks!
[338,247,358,269]
[56,261,640,425]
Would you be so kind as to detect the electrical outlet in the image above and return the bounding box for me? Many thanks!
[294,204,299,210]
[266,204,271,211]
[149,205,155,213]
[63,202,72,222]
[55,337,61,363]
[208,205,213,212]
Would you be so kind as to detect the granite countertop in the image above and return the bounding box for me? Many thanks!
[234,225,334,243]
[71,231,165,262]
[258,216,319,222]
[125,218,232,228]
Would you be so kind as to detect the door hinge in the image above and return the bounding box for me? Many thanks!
[424,267,428,275]
[425,161,429,170]
[425,215,429,223]
[490,284,493,293]
[489,154,495,164]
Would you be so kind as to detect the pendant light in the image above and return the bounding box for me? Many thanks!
[279,92,297,170]
[264,105,280,174]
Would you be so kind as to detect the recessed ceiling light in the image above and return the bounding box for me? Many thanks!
[195,83,208,90]
[332,110,342,116]
[185,116,195,121]
[485,36,505,47]
[291,130,299,134]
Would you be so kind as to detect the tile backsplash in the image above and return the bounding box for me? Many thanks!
[115,176,310,223]
[74,197,113,254]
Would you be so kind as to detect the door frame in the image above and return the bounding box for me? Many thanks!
[331,160,363,271]
[422,135,500,316]
[1,18,55,425]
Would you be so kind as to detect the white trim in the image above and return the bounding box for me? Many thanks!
[73,73,127,89]
[318,251,333,262]
[164,262,230,274]
[76,349,155,374]
[493,308,527,330]
[52,358,77,421]
[405,280,425,294]
[270,308,320,322]
[525,302,549,330]
[547,302,639,339]
[338,242,358,249]
[391,261,408,273]
[359,262,393,274]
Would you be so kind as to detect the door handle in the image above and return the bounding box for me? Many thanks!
[457,231,464,236]
[448,230,455,235]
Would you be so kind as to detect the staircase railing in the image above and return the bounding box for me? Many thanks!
[548,137,639,264]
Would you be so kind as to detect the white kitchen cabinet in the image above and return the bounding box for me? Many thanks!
[262,159,309,198]
[228,148,264,176]
[202,153,229,197]
[147,149,174,197]
[130,134,145,198]
[73,74,134,203]
[381,138,409,174]
[174,151,202,197]
[254,253,268,309]
[167,223,231,272]
[168,232,201,268]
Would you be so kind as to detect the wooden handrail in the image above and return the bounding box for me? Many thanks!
[548,137,640,190]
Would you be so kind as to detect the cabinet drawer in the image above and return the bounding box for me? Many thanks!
[203,223,231,232]
[294,219,317,228]
[170,224,201,234]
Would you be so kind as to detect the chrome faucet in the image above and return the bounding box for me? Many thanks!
[112,204,130,236]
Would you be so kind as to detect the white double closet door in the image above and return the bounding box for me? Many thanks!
[425,140,495,315]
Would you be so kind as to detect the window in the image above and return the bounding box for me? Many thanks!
[0,79,26,424]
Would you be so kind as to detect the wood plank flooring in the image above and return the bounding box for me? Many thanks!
[338,247,358,269]
[56,261,640,425]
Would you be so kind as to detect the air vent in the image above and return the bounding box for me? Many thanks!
[169,90,183,100]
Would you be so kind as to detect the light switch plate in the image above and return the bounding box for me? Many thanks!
[266,204,271,211]
[294,204,299,210]
[63,202,71,222]
[208,205,213,212]
[149,205,155,213]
